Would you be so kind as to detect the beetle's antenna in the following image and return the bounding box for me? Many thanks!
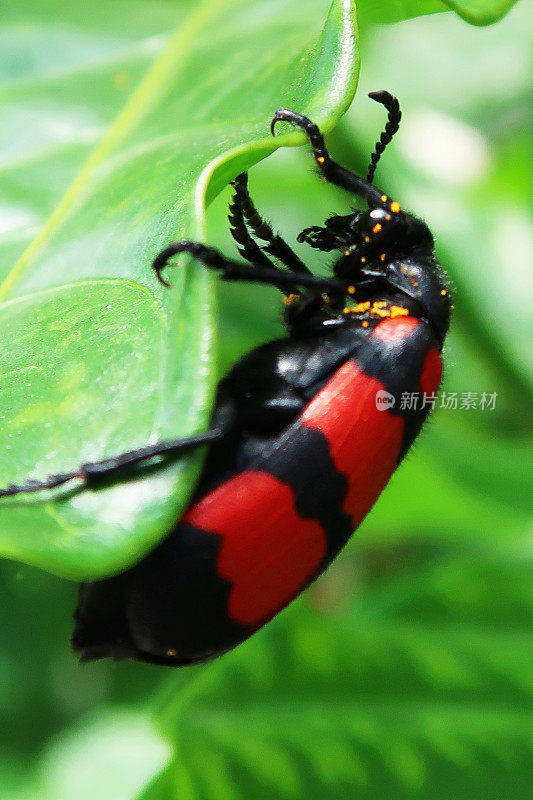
[366,91,402,183]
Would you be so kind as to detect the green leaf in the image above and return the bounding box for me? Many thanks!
[440,0,520,25]
[0,0,359,579]
[347,0,518,28]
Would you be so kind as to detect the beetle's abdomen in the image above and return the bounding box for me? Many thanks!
[73,317,442,665]
[183,472,328,626]
[167,319,440,649]
[178,359,406,639]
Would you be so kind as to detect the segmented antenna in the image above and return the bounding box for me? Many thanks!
[366,91,402,183]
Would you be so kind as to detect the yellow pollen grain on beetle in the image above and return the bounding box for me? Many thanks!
[372,223,382,234]
[316,156,325,164]
[166,648,177,656]
[380,195,388,202]
[353,301,371,313]
[385,214,391,221]
[440,289,447,296]
[360,257,366,263]
[390,305,409,318]
[364,236,371,243]
[390,201,401,213]
[379,253,386,262]
[347,285,356,295]
[369,303,388,316]
[344,250,351,256]
[362,320,369,328]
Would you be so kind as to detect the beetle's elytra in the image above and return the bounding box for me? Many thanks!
[1,92,451,665]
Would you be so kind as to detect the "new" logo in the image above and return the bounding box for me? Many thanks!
[375,390,396,411]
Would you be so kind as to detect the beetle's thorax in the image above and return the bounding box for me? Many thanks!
[282,203,450,343]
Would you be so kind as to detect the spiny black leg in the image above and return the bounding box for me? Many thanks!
[227,175,292,295]
[297,221,353,252]
[271,109,391,210]
[0,429,224,499]
[297,225,335,251]
[228,176,275,269]
[366,91,402,183]
[153,240,344,294]
[230,172,312,275]
[298,213,358,253]
[297,227,343,252]
[0,472,82,498]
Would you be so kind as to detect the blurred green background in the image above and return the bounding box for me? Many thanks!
[1,0,532,798]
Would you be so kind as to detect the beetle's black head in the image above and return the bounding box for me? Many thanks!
[385,256,451,343]
[335,206,434,276]
[334,206,451,343]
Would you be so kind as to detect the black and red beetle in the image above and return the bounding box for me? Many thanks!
[1,92,451,665]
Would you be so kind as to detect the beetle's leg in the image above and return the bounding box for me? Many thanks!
[298,211,357,252]
[366,91,402,183]
[153,241,344,294]
[271,109,391,210]
[0,429,224,499]
[228,174,278,270]
[227,175,295,295]
[230,172,312,275]
[297,225,347,252]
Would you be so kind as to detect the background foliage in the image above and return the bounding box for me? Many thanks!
[0,0,531,798]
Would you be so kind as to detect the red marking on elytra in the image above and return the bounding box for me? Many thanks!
[182,314,438,627]
[419,347,442,395]
[373,316,418,343]
[302,361,404,527]
[182,471,326,626]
